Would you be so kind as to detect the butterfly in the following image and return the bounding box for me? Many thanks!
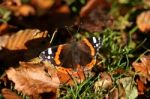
[39,36,102,70]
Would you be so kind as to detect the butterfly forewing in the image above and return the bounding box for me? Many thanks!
[39,46,58,65]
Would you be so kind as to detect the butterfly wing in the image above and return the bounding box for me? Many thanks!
[76,36,102,67]
[39,44,74,67]
[39,36,102,69]
[39,46,58,65]
[58,36,102,69]
[85,36,102,54]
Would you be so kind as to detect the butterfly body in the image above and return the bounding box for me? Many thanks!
[39,36,102,70]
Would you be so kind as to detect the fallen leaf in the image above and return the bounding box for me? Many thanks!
[31,0,55,10]
[136,11,150,32]
[0,23,17,35]
[143,0,150,7]
[2,0,22,6]
[80,0,110,17]
[0,34,9,50]
[94,72,112,92]
[5,29,48,50]
[1,88,21,99]
[0,29,48,67]
[117,80,126,99]
[56,66,85,86]
[118,77,138,99]
[55,5,70,14]
[136,79,146,95]
[0,23,9,34]
[132,55,150,84]
[6,62,60,98]
[77,6,113,32]
[107,88,119,99]
[14,4,35,16]
[2,0,35,17]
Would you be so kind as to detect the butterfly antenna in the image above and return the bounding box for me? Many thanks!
[49,28,57,45]
[65,25,74,40]
[76,22,82,34]
[75,22,83,41]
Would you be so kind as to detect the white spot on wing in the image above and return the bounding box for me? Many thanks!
[48,48,52,55]
[96,44,99,47]
[93,37,97,43]
[47,56,50,59]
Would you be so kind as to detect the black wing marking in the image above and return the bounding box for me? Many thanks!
[39,46,57,64]
[87,36,102,53]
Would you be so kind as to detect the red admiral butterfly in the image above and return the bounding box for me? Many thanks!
[39,36,102,70]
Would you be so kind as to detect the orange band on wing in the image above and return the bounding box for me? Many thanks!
[86,59,96,70]
[54,45,63,65]
[83,38,95,56]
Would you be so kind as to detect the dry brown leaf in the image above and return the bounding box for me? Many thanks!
[143,0,150,7]
[1,88,21,99]
[80,0,110,17]
[0,23,17,36]
[57,66,85,85]
[31,0,55,10]
[0,23,9,34]
[5,29,48,50]
[2,0,35,16]
[136,79,146,95]
[0,35,9,50]
[107,88,119,99]
[94,72,112,92]
[77,6,113,32]
[136,11,150,32]
[117,80,126,99]
[14,4,35,16]
[0,29,48,67]
[6,62,60,97]
[55,5,70,14]
[132,55,150,83]
[117,77,138,99]
[2,0,22,7]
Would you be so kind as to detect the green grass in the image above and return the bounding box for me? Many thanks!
[59,76,99,99]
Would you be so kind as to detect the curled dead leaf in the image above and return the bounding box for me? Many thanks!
[94,72,112,92]
[80,0,110,17]
[136,79,146,95]
[132,55,150,84]
[2,0,22,6]
[107,88,119,99]
[0,35,9,50]
[77,6,113,32]
[143,0,150,7]
[0,23,9,34]
[14,4,35,16]
[2,0,35,17]
[55,5,70,14]
[137,11,150,32]
[5,29,48,50]
[117,77,138,99]
[31,0,55,10]
[6,62,60,97]
[1,88,21,99]
[56,66,85,86]
[0,29,48,67]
